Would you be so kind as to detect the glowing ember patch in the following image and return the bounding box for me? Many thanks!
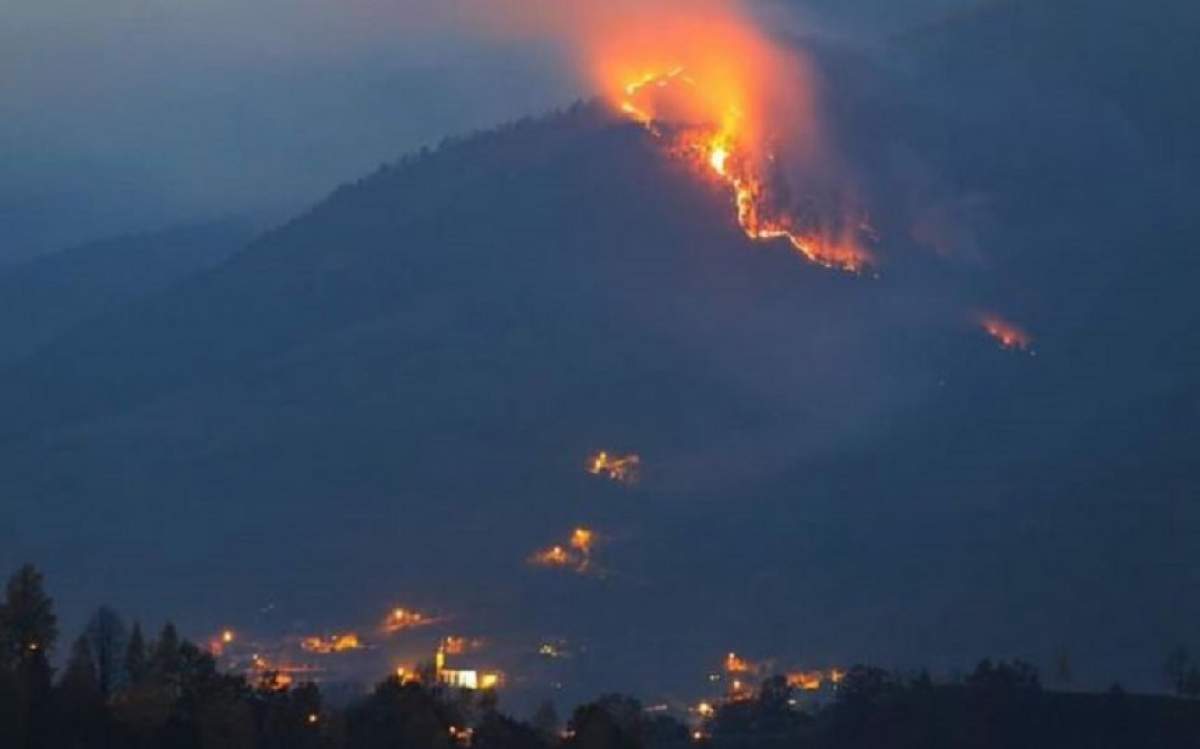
[529,527,599,574]
[980,314,1034,352]
[725,652,751,673]
[587,451,641,485]
[300,633,362,654]
[570,527,594,554]
[383,607,434,634]
[529,544,575,568]
[787,670,825,691]
[396,666,420,684]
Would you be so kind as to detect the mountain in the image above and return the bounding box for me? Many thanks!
[0,219,256,367]
[1,2,1197,700]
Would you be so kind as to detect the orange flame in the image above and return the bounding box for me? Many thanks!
[570,527,594,554]
[587,451,641,485]
[786,670,824,691]
[725,652,751,673]
[383,607,435,634]
[592,6,873,273]
[300,633,362,654]
[529,544,576,568]
[442,3,874,271]
[617,69,871,273]
[980,314,1034,352]
[529,526,598,573]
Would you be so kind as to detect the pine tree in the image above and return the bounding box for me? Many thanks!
[0,564,58,691]
[59,636,99,697]
[150,622,182,688]
[125,622,148,689]
[84,606,127,698]
[531,699,560,744]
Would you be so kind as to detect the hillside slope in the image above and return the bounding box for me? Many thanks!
[0,219,255,367]
[2,1,1198,696]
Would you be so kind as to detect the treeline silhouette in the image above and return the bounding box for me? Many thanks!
[2,564,1198,749]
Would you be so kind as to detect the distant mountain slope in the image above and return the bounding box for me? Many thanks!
[0,219,256,367]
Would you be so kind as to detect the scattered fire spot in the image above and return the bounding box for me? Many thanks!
[980,314,1034,353]
[529,527,599,574]
[300,633,362,654]
[383,607,435,634]
[587,451,641,485]
[725,652,752,673]
[787,667,845,690]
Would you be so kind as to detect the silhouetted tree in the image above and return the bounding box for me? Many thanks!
[0,564,58,690]
[345,677,456,749]
[59,636,100,696]
[85,606,128,697]
[149,622,182,687]
[474,711,547,749]
[55,636,107,748]
[126,622,148,688]
[531,699,560,744]
[255,680,323,749]
[566,702,640,749]
[0,565,57,748]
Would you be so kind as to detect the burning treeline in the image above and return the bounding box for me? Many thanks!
[460,0,873,272]
[454,0,1036,343]
[597,8,873,272]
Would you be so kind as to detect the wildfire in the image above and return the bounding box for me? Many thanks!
[786,667,846,691]
[570,527,594,554]
[528,527,598,573]
[786,670,824,691]
[246,653,322,690]
[980,314,1034,352]
[396,666,421,684]
[587,451,641,485]
[613,66,873,273]
[383,607,434,634]
[300,633,362,654]
[441,636,483,655]
[724,652,752,673]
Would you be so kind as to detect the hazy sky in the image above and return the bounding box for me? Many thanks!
[1,0,969,262]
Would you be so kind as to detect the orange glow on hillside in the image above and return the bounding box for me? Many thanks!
[588,7,873,273]
[980,314,1034,352]
[383,607,434,634]
[529,544,575,568]
[529,526,598,573]
[725,652,751,673]
[587,451,641,485]
[300,633,362,654]
[787,670,824,691]
[570,527,594,554]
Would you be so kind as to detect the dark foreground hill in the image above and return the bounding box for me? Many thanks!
[1,0,1197,700]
